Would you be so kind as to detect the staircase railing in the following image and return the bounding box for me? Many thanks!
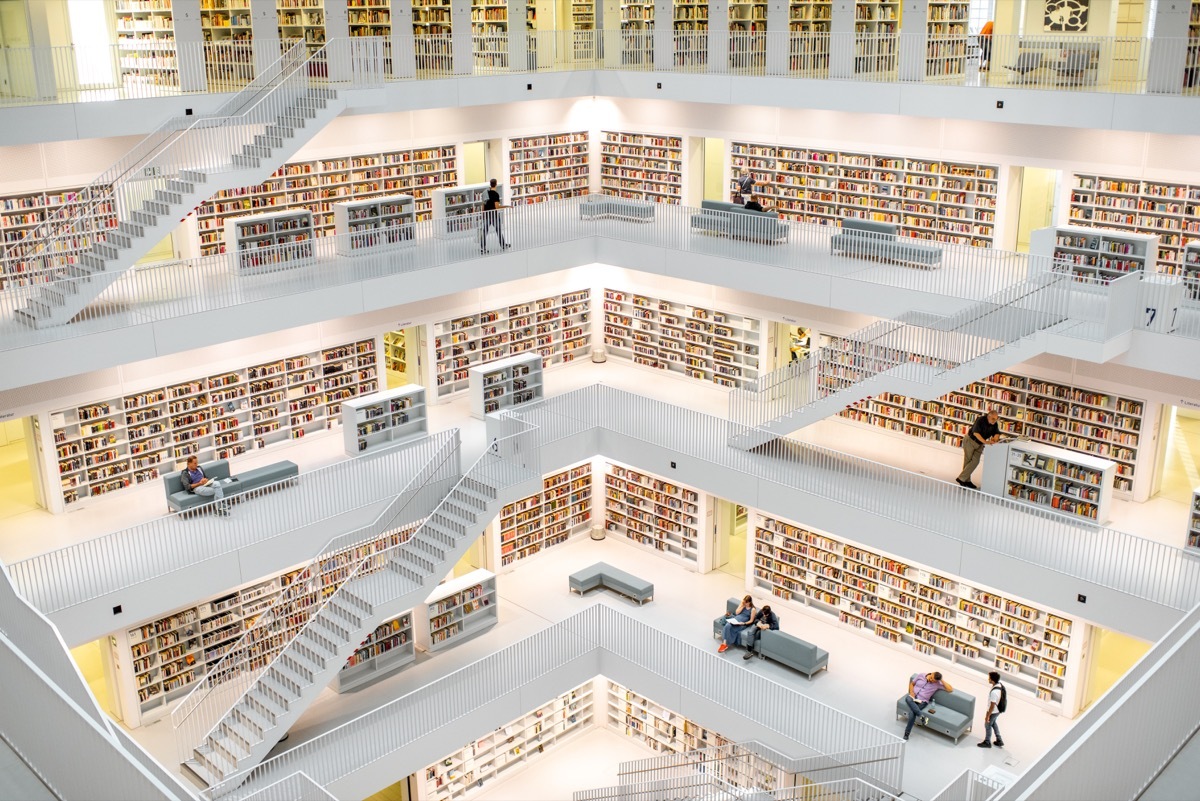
[0,39,311,284]
[170,428,462,764]
[729,272,1075,430]
[178,418,540,776]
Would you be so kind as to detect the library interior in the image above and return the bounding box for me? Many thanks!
[1,0,1200,800]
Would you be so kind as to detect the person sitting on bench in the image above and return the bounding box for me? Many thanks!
[743,195,771,213]
[181,456,236,516]
[718,595,755,653]
[742,604,780,660]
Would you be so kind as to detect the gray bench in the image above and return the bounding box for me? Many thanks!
[895,688,976,743]
[713,597,827,678]
[829,218,943,269]
[580,196,656,222]
[690,200,788,243]
[568,562,654,605]
[163,458,299,515]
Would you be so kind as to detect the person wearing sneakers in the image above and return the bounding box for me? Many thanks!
[181,456,236,516]
[903,670,953,740]
[480,178,511,254]
[742,604,780,660]
[978,671,1007,748]
[718,595,755,653]
[957,409,1001,489]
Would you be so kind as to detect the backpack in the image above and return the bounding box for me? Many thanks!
[996,683,1007,713]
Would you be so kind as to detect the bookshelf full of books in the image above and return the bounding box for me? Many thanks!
[347,0,393,37]
[277,0,327,52]
[51,338,377,507]
[1068,173,1200,274]
[1029,224,1157,281]
[224,209,315,273]
[599,131,684,203]
[332,612,416,692]
[788,0,831,73]
[924,0,967,77]
[414,569,499,652]
[201,0,254,42]
[674,0,709,66]
[982,439,1116,523]
[471,0,509,68]
[603,463,704,565]
[114,0,180,87]
[507,132,590,204]
[429,289,591,400]
[1188,488,1200,550]
[602,289,761,389]
[1185,241,1200,299]
[826,359,1153,500]
[333,194,416,254]
[468,352,544,418]
[193,144,458,255]
[109,520,421,726]
[418,683,594,801]
[853,0,899,74]
[495,463,593,569]
[340,384,428,455]
[0,185,117,289]
[729,141,999,247]
[413,0,454,71]
[1187,0,1200,93]
[751,513,1082,712]
[728,0,767,71]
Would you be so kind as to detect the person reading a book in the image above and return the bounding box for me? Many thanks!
[957,409,1001,489]
[181,456,236,516]
[718,595,755,653]
[742,604,780,660]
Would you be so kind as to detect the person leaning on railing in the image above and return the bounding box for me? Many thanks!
[957,409,1001,489]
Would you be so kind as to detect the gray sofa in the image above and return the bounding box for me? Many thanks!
[163,458,300,515]
[713,597,828,678]
[690,200,787,243]
[895,688,976,743]
[829,218,943,268]
[569,562,654,605]
[580,195,656,222]
[713,596,758,642]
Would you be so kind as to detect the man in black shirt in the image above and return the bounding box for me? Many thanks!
[743,195,769,213]
[480,178,510,253]
[742,604,780,660]
[957,410,1001,489]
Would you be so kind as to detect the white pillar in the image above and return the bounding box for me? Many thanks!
[897,0,926,81]
[765,0,788,74]
[1147,0,1192,93]
[173,0,207,92]
[709,0,730,69]
[508,0,530,70]
[828,0,856,78]
[390,0,417,78]
[654,0,673,67]
[451,0,474,74]
[249,0,283,75]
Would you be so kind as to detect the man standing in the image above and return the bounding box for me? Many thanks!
[957,409,1001,489]
[978,20,994,70]
[742,604,780,660]
[903,670,953,740]
[181,455,236,516]
[978,671,1006,748]
[734,169,754,204]
[480,178,510,254]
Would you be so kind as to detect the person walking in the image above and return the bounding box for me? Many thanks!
[957,409,1001,489]
[480,178,510,254]
[902,670,953,740]
[979,20,994,71]
[978,671,1007,748]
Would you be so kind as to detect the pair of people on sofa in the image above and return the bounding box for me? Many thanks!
[718,595,780,659]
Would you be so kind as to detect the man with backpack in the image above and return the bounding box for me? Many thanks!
[978,671,1007,748]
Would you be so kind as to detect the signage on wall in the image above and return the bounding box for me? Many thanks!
[1181,398,1200,410]
[1045,0,1089,31]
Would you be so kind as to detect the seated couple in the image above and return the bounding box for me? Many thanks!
[718,595,779,659]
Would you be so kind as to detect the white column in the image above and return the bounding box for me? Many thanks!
[708,0,730,69]
[249,0,283,75]
[451,0,474,73]
[897,0,926,81]
[390,0,417,78]
[828,0,855,78]
[1147,1,1192,93]
[765,0,788,74]
[173,0,207,92]
[325,0,352,79]
[508,0,529,70]
[654,0,673,67]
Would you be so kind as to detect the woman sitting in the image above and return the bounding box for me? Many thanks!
[718,595,755,653]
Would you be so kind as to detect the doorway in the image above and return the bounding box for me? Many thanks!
[0,417,42,520]
[703,138,726,203]
[1153,405,1200,507]
[384,326,424,389]
[464,139,502,187]
[365,774,414,801]
[1080,626,1151,711]
[769,321,814,370]
[453,530,488,577]
[1013,167,1058,253]
[713,500,747,578]
[70,638,120,722]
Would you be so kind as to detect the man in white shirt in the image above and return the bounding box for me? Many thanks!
[978,670,1006,748]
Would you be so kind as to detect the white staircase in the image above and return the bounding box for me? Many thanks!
[10,42,347,329]
[729,274,1083,449]
[175,449,541,791]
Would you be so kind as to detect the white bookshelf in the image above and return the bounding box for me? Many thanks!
[115,0,180,87]
[418,681,594,801]
[1068,173,1200,274]
[1189,488,1200,551]
[831,366,1153,500]
[599,131,683,203]
[414,569,499,653]
[224,209,315,273]
[51,338,377,507]
[340,384,428,455]
[333,193,416,254]
[332,611,416,693]
[853,0,899,74]
[495,463,593,569]
[0,184,117,290]
[982,440,1116,524]
[468,352,543,419]
[433,183,489,238]
[1184,242,1200,296]
[431,290,591,401]
[348,0,393,38]
[789,0,831,72]
[750,512,1082,712]
[507,132,590,204]
[924,0,967,77]
[606,681,758,763]
[602,288,761,389]
[277,0,327,51]
[1030,224,1158,281]
[603,463,703,565]
[728,0,767,72]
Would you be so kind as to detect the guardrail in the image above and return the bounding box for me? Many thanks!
[7,430,459,615]
[931,769,1006,801]
[238,773,337,801]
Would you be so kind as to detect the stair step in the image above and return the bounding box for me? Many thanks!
[252,134,285,150]
[298,627,339,658]
[152,189,183,206]
[68,262,97,279]
[311,615,351,642]
[231,154,261,169]
[355,568,420,605]
[277,115,307,129]
[240,143,273,159]
[231,705,273,739]
[36,288,65,308]
[144,199,171,216]
[13,308,40,328]
[269,661,311,694]
[194,743,236,780]
[326,597,367,628]
[43,285,77,306]
[131,210,159,227]
[116,221,144,238]
[94,243,120,260]
[108,232,133,249]
[179,169,207,184]
[279,650,321,682]
[28,299,53,318]
[215,722,255,759]
[164,179,195,195]
[181,756,220,788]
[264,125,295,140]
[248,686,289,719]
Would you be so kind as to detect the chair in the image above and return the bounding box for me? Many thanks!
[1056,50,1093,86]
[1006,51,1043,84]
